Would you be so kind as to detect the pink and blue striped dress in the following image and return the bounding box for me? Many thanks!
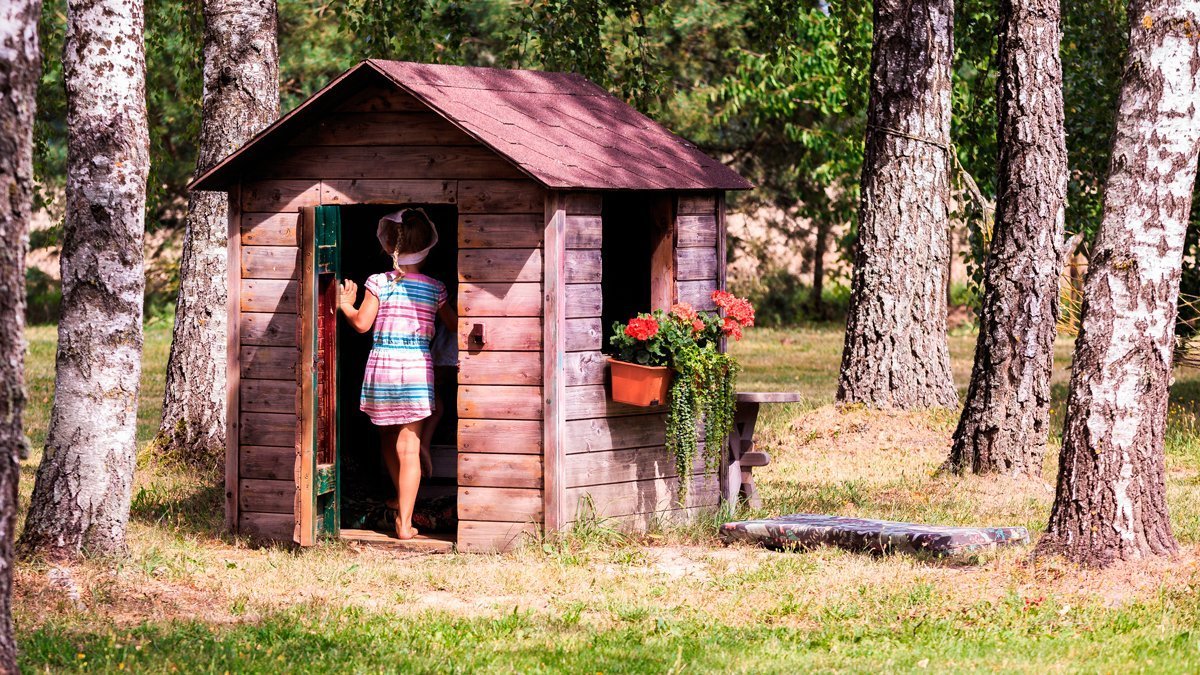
[360,271,448,426]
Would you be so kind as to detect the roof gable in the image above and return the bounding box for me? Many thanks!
[191,60,752,192]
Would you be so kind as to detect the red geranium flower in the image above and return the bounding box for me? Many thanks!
[691,318,705,333]
[624,316,660,341]
[712,290,756,328]
[721,316,744,341]
[671,302,698,322]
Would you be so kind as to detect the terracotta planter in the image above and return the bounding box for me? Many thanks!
[608,358,672,407]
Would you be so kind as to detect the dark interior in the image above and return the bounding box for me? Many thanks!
[601,193,655,349]
[337,204,459,533]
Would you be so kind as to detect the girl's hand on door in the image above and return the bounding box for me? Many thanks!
[338,280,358,311]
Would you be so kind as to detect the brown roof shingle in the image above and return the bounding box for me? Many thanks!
[191,60,752,192]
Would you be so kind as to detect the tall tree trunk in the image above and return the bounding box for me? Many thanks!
[1038,0,1200,566]
[0,0,41,665]
[810,217,828,318]
[20,0,149,559]
[157,0,278,467]
[949,0,1069,475]
[837,0,958,409]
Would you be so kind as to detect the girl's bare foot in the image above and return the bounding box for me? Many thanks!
[395,520,419,540]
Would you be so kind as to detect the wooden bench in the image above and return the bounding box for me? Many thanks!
[722,392,804,508]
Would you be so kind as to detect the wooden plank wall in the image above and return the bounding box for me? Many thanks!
[232,82,548,550]
[557,192,723,530]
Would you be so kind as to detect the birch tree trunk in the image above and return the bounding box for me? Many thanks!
[0,0,41,664]
[1038,0,1200,566]
[949,0,1069,475]
[837,0,958,409]
[156,0,278,467]
[20,0,149,559]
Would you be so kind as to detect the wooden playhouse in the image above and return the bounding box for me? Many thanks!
[191,59,752,552]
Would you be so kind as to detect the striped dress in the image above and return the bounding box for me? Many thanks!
[360,271,448,426]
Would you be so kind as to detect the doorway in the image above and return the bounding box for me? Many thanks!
[335,203,459,542]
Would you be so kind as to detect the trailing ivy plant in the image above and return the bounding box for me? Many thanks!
[610,292,754,504]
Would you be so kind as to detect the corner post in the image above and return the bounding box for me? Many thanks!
[543,192,568,533]
[225,185,242,533]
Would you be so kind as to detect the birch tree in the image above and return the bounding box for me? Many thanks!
[157,0,278,466]
[0,0,41,663]
[837,0,959,409]
[1038,0,1200,566]
[950,0,1070,475]
[20,0,149,559]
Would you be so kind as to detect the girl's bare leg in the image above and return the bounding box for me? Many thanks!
[419,397,443,477]
[380,426,401,510]
[395,419,425,540]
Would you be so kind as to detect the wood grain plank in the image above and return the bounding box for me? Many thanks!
[677,194,717,215]
[565,215,602,248]
[458,453,543,489]
[565,318,603,352]
[263,146,524,180]
[226,187,242,533]
[239,479,294,514]
[457,521,538,553]
[676,280,718,311]
[459,213,544,249]
[242,246,299,280]
[676,214,718,248]
[241,346,298,380]
[456,317,542,351]
[563,192,603,215]
[321,178,457,205]
[565,284,602,319]
[335,86,427,112]
[570,506,712,530]
[302,112,478,146]
[458,487,544,522]
[566,385,667,420]
[565,446,706,488]
[564,414,668,454]
[564,350,607,387]
[565,473,719,521]
[675,246,719,282]
[650,195,676,310]
[241,180,321,212]
[458,180,544,214]
[458,419,543,454]
[240,445,293,480]
[242,212,300,246]
[458,385,543,420]
[240,379,298,414]
[241,279,298,313]
[239,412,296,448]
[240,312,298,347]
[459,248,542,283]
[458,351,542,385]
[458,282,541,317]
[239,511,294,540]
[563,249,601,284]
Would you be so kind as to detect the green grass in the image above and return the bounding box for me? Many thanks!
[16,324,1200,673]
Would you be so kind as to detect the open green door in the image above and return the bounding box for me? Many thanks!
[298,205,341,545]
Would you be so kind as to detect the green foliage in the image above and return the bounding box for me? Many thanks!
[733,268,852,327]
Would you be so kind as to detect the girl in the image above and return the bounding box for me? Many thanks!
[338,208,456,540]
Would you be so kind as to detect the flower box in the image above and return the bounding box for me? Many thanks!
[608,359,672,407]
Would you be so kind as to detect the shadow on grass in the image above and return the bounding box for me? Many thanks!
[129,479,225,539]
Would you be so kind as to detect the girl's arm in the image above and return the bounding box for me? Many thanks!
[339,280,379,333]
[438,302,457,333]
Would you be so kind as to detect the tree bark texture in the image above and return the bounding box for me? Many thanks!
[1038,0,1200,566]
[20,0,149,559]
[837,0,959,409]
[949,0,1069,475]
[157,0,278,466]
[0,0,41,666]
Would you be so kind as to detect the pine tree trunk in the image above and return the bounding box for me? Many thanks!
[1038,0,1200,566]
[837,0,958,409]
[20,0,149,559]
[949,0,1069,475]
[0,0,41,665]
[157,0,278,466]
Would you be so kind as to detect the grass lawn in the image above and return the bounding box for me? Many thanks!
[15,321,1200,673]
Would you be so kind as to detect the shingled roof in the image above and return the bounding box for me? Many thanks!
[190,59,752,192]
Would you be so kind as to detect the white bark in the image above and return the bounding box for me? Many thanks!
[20,0,149,559]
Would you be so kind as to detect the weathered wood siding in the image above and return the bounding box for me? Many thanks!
[230,83,547,551]
[556,192,724,527]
